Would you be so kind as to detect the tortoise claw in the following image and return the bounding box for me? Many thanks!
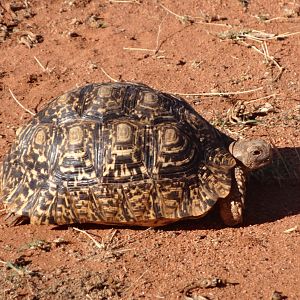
[4,212,30,226]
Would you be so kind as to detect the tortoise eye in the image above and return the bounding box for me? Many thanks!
[69,126,83,145]
[252,150,261,156]
[34,129,46,145]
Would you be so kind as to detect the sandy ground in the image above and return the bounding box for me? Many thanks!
[0,0,299,299]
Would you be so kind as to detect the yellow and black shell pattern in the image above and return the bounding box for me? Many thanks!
[0,82,237,226]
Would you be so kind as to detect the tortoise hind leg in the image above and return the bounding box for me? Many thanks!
[219,167,246,226]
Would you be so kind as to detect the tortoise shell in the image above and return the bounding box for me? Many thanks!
[0,82,240,226]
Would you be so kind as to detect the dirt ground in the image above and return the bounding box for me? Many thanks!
[0,0,299,299]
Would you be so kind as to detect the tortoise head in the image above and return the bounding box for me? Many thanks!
[229,139,272,170]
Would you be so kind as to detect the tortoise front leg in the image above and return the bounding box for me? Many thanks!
[219,167,246,226]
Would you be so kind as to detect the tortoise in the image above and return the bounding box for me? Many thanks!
[0,82,272,226]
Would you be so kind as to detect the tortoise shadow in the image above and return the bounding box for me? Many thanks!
[53,147,300,231]
[52,212,224,232]
[244,146,300,226]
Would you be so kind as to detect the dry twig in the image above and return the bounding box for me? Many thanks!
[160,3,194,23]
[73,227,104,249]
[240,40,284,81]
[99,66,118,82]
[160,3,230,27]
[244,93,277,104]
[124,19,166,55]
[167,86,264,97]
[33,56,54,73]
[155,20,164,54]
[123,47,165,56]
[34,56,47,72]
[73,227,141,259]
[8,89,36,116]
[123,47,164,52]
[219,29,300,41]
[109,0,140,3]
[252,14,295,23]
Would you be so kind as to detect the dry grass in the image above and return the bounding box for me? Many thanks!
[0,258,36,276]
[73,227,104,249]
[218,29,300,82]
[159,3,230,27]
[73,227,153,260]
[124,18,166,55]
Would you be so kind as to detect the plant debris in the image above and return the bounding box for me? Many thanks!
[17,31,43,48]
[86,14,108,28]
[182,277,233,300]
[26,240,52,252]
[271,290,287,300]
